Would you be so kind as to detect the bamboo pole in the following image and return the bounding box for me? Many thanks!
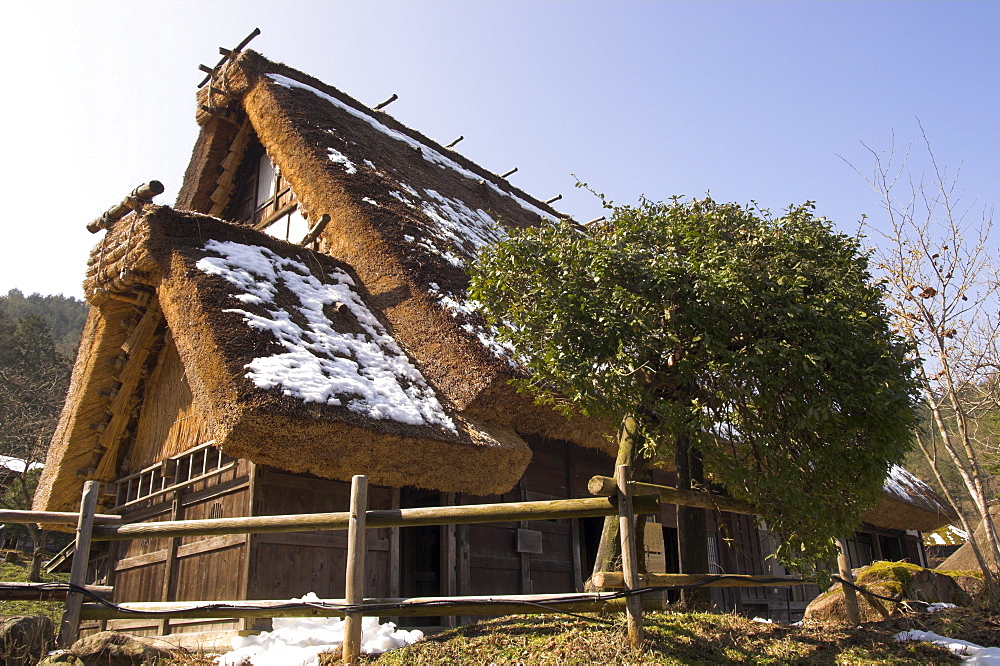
[591,572,813,590]
[88,495,660,541]
[78,593,668,621]
[59,481,100,648]
[617,465,644,650]
[0,510,122,526]
[343,475,368,664]
[837,539,861,625]
[588,476,757,516]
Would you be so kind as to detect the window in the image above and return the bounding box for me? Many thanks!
[227,141,311,243]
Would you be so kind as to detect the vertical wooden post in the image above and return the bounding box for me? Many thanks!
[441,492,457,628]
[60,480,100,648]
[837,538,860,625]
[616,464,644,650]
[343,475,368,664]
[158,491,182,636]
[387,487,401,627]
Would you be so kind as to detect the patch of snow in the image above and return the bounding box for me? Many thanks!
[895,629,1000,664]
[196,240,456,432]
[751,617,773,624]
[326,148,357,175]
[426,282,516,363]
[361,197,380,207]
[0,456,42,473]
[267,73,556,223]
[215,594,423,666]
[928,602,958,612]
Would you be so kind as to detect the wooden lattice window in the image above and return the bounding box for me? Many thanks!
[112,441,236,510]
[226,140,311,243]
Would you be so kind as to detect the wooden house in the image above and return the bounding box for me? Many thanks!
[34,49,956,634]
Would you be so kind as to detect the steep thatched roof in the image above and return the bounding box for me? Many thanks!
[177,50,611,451]
[35,206,532,512]
[861,465,958,533]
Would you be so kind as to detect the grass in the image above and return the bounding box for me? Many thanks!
[0,553,70,624]
[97,606,1000,664]
[365,608,998,665]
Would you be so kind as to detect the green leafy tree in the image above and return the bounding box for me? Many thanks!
[471,197,918,578]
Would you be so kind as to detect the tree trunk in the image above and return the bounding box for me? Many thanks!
[586,415,649,590]
[26,526,46,583]
[676,432,710,608]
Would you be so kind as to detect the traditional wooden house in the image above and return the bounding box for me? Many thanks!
[34,48,956,634]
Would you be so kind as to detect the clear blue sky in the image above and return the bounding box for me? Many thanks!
[1,1,997,297]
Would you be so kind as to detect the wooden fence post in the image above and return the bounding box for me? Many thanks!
[60,480,100,647]
[343,475,368,664]
[837,539,860,625]
[616,465,644,650]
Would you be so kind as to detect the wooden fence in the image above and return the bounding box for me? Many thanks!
[1,466,829,662]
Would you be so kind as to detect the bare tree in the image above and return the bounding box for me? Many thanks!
[850,122,1000,594]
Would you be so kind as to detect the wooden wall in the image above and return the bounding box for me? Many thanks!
[246,469,396,601]
[101,461,252,636]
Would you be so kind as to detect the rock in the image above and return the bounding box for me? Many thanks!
[804,562,974,625]
[4,550,20,563]
[65,631,173,665]
[0,614,55,666]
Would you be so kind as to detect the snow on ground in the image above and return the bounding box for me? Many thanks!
[196,239,456,432]
[215,594,423,666]
[895,629,1000,664]
[0,456,42,473]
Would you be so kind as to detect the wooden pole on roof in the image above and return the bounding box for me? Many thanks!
[59,480,100,648]
[617,464,644,650]
[343,475,368,664]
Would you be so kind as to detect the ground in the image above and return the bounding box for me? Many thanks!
[0,555,69,624]
[152,606,1000,664]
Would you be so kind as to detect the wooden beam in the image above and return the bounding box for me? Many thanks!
[591,572,814,590]
[589,476,757,516]
[617,465,644,650]
[0,510,121,526]
[90,495,661,541]
[93,302,163,481]
[0,583,111,601]
[158,492,182,635]
[60,481,100,647]
[80,593,668,621]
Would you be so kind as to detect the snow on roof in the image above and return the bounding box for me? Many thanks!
[267,73,556,225]
[884,465,952,514]
[196,239,456,432]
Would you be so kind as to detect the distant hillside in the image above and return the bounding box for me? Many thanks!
[0,289,88,359]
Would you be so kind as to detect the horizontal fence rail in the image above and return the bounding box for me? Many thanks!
[0,582,113,601]
[78,593,669,621]
[0,510,122,526]
[85,494,661,541]
[591,572,814,590]
[588,475,757,515]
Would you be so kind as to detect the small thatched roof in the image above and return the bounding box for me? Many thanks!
[177,50,611,452]
[939,503,1000,573]
[35,206,533,512]
[860,465,958,533]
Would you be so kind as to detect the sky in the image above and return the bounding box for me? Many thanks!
[0,1,997,298]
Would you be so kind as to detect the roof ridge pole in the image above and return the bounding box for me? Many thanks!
[343,474,368,664]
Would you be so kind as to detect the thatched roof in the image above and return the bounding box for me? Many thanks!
[35,206,533,512]
[939,503,1000,573]
[860,465,958,533]
[177,50,611,451]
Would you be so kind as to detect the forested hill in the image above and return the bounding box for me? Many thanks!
[0,289,88,359]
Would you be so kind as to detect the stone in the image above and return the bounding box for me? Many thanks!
[0,614,55,666]
[66,631,173,665]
